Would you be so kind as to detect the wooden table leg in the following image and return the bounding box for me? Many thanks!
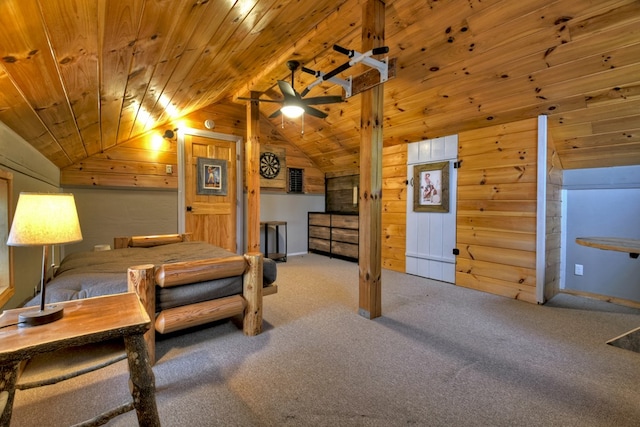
[124,334,160,426]
[0,361,20,425]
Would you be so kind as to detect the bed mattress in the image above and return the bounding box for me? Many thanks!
[25,241,277,311]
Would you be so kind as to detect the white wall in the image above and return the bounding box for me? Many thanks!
[259,192,325,256]
[563,166,640,302]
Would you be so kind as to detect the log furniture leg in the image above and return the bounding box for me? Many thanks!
[0,293,159,426]
[243,252,263,336]
[124,334,161,427]
[0,362,20,425]
[128,264,156,365]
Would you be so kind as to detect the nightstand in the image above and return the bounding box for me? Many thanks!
[0,292,160,426]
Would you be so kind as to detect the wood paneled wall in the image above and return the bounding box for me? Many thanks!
[455,118,539,303]
[381,144,407,272]
[61,101,325,193]
[258,120,325,194]
[60,134,179,189]
[259,145,287,191]
[325,172,359,214]
[378,119,563,304]
[59,102,246,189]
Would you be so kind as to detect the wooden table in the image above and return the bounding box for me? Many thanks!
[576,237,640,259]
[575,237,640,353]
[261,221,287,262]
[0,292,160,426]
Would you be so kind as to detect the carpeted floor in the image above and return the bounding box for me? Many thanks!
[10,253,640,426]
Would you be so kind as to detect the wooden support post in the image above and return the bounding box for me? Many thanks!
[243,252,263,335]
[246,94,261,253]
[358,0,385,319]
[128,264,156,365]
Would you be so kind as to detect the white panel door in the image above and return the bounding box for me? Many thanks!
[406,135,458,283]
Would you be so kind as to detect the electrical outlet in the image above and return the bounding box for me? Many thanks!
[166,164,173,174]
[574,264,584,276]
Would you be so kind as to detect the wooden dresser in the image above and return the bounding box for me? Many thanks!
[308,212,359,261]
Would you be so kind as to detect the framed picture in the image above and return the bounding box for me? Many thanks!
[413,161,449,212]
[197,157,228,196]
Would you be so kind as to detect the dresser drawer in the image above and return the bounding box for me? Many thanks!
[331,227,358,244]
[309,225,330,240]
[309,213,330,227]
[331,241,358,259]
[309,237,330,253]
[331,215,358,229]
[308,212,358,262]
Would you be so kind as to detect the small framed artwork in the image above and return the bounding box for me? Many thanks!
[197,157,228,196]
[413,161,449,212]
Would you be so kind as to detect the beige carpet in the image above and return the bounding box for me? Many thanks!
[10,253,640,426]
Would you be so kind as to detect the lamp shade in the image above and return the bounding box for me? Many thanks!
[7,193,83,246]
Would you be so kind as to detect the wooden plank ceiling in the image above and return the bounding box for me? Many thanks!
[0,0,638,174]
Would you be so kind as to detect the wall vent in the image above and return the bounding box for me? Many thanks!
[288,168,304,193]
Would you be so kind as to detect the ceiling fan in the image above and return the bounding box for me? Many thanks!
[239,60,343,119]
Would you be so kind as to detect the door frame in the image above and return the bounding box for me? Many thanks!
[177,128,244,253]
[536,115,548,304]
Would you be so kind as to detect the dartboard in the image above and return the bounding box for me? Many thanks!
[260,152,281,179]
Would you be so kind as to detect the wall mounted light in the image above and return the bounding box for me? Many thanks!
[151,134,165,150]
[162,129,177,139]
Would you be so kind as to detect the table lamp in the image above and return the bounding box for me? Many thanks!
[6,193,83,326]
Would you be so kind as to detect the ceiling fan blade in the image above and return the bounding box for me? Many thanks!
[268,109,283,119]
[303,105,328,119]
[303,95,344,105]
[277,80,298,99]
[237,96,282,104]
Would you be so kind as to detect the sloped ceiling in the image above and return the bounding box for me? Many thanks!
[0,0,638,175]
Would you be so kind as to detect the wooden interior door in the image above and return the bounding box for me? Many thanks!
[405,135,458,283]
[184,135,237,252]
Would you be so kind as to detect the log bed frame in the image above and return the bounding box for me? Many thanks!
[113,233,277,364]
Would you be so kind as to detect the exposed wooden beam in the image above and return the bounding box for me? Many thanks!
[351,57,397,97]
[358,0,385,320]
[246,94,261,253]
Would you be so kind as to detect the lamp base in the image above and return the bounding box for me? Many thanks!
[19,305,64,326]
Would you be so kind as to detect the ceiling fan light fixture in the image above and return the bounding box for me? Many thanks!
[280,104,305,118]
